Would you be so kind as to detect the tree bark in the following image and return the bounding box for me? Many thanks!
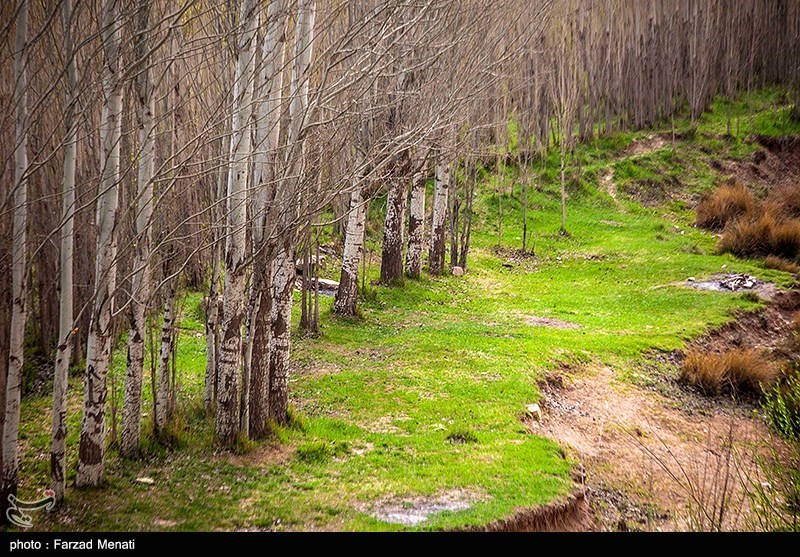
[244,0,285,437]
[154,280,176,434]
[51,0,77,502]
[215,0,258,447]
[380,151,410,284]
[75,0,123,488]
[267,0,316,425]
[405,160,426,279]
[559,145,567,234]
[268,245,294,424]
[249,283,271,438]
[429,153,450,275]
[121,0,156,459]
[2,0,29,516]
[334,181,367,316]
[204,163,224,413]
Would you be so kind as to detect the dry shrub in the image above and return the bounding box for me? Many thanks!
[764,255,800,274]
[681,348,779,395]
[696,182,755,230]
[770,220,800,260]
[718,210,800,260]
[718,211,777,258]
[765,183,800,219]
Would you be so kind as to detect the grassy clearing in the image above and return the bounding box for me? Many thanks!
[11,88,800,531]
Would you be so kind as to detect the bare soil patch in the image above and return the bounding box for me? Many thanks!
[222,442,295,468]
[530,364,782,531]
[722,135,800,193]
[683,273,781,300]
[688,289,800,354]
[626,134,669,156]
[522,315,582,330]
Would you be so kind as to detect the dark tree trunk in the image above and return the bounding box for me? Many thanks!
[380,151,411,284]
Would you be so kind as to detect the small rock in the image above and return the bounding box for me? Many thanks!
[687,277,696,282]
[526,403,542,421]
[451,266,464,277]
[722,264,728,269]
[135,477,155,485]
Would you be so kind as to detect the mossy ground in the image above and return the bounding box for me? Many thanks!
[12,87,800,531]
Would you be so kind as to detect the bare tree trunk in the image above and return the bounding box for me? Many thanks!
[121,0,156,459]
[458,161,475,268]
[267,0,316,425]
[449,166,460,267]
[51,0,77,502]
[380,151,410,284]
[521,153,529,251]
[559,145,567,234]
[204,163,224,413]
[245,0,285,437]
[249,287,271,438]
[2,0,29,516]
[154,279,176,435]
[215,0,258,447]
[76,0,123,488]
[429,152,450,275]
[405,159,426,279]
[268,244,294,423]
[334,179,367,316]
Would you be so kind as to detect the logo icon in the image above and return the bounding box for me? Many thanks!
[6,490,56,528]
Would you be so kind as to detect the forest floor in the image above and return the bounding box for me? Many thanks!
[12,87,800,531]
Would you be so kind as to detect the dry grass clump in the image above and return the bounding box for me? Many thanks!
[717,211,776,258]
[695,182,755,230]
[764,255,800,274]
[770,219,800,260]
[696,180,800,263]
[681,347,779,395]
[765,183,800,219]
[718,210,800,260]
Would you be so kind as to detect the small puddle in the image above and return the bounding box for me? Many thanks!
[371,491,476,526]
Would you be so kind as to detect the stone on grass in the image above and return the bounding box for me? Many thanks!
[526,403,542,421]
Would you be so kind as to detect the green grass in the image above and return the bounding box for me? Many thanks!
[11,87,800,532]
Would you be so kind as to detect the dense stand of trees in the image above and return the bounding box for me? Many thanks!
[1,0,799,518]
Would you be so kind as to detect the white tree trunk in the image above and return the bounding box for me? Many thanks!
[405,162,426,278]
[2,0,29,513]
[429,154,450,275]
[121,0,156,459]
[334,181,367,316]
[216,0,258,446]
[267,246,294,423]
[267,0,316,425]
[243,0,285,436]
[50,0,77,502]
[76,0,123,487]
[154,281,176,434]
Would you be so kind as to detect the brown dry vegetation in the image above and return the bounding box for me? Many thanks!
[680,348,779,395]
[695,182,755,230]
[706,185,800,260]
[764,255,800,274]
[765,183,800,219]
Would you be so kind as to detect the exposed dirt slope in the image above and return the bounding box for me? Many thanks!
[530,362,782,531]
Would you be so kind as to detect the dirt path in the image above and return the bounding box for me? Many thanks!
[529,364,780,531]
[601,134,670,212]
[601,169,623,211]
